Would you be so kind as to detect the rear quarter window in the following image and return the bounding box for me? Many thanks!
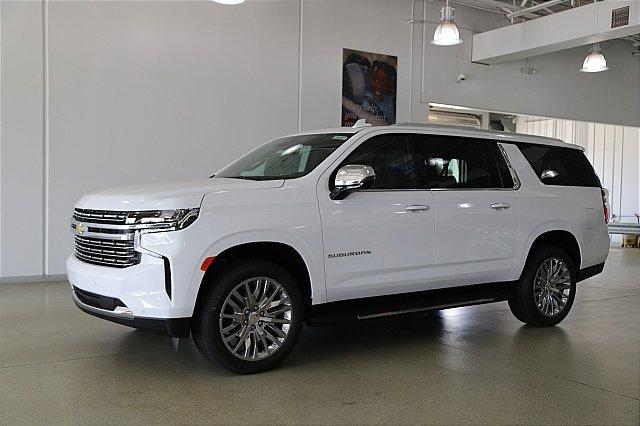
[518,144,601,187]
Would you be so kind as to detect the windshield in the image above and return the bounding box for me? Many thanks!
[215,133,354,180]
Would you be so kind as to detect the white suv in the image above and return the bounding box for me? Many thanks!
[67,123,610,373]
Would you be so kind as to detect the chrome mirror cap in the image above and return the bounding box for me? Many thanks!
[331,165,376,200]
[540,169,559,180]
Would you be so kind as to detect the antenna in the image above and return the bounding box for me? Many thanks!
[352,119,372,128]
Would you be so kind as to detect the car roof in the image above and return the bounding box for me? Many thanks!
[292,123,579,149]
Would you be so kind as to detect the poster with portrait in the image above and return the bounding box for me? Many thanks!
[342,48,397,127]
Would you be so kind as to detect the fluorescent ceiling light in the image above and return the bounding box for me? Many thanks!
[429,103,473,111]
[432,1,462,46]
[210,0,245,4]
[580,43,609,73]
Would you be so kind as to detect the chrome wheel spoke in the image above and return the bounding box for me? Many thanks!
[267,303,292,317]
[263,329,282,347]
[262,317,291,325]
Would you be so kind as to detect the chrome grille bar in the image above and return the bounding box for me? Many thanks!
[71,209,141,268]
[73,208,128,225]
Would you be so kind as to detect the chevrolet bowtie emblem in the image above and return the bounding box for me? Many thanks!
[75,222,87,235]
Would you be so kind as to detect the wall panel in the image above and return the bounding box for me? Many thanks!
[45,0,300,274]
[0,1,44,277]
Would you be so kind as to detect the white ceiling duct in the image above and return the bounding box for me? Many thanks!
[428,110,482,128]
[472,0,639,64]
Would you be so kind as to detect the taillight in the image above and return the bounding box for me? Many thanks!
[601,188,609,223]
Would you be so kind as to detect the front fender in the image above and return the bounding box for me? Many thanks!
[184,230,326,316]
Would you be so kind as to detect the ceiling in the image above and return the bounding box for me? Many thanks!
[452,0,639,47]
[450,0,599,22]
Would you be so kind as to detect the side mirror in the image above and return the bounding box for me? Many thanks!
[540,169,559,181]
[330,165,376,200]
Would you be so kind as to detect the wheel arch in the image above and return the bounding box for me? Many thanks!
[519,228,582,279]
[194,241,314,317]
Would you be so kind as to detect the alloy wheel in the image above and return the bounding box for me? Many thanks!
[533,257,571,317]
[219,277,293,361]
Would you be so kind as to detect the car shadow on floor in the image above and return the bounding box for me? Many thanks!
[108,308,571,377]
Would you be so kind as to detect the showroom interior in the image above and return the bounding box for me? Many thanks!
[1,0,639,423]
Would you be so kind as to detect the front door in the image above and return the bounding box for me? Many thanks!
[318,134,436,302]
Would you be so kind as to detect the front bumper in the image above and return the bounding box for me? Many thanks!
[71,286,190,337]
[66,251,194,336]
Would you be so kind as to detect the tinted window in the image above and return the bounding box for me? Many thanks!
[486,142,515,188]
[411,135,502,189]
[216,133,353,180]
[518,145,601,187]
[339,134,415,189]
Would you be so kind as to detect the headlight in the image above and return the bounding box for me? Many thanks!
[125,208,200,231]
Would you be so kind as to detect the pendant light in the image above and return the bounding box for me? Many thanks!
[580,43,609,73]
[432,0,462,46]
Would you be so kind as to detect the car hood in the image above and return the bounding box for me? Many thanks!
[75,178,285,211]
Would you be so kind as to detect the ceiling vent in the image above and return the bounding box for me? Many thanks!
[611,6,630,29]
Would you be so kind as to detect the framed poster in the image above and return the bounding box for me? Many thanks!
[341,48,397,127]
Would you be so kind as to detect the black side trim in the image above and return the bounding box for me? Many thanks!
[577,262,605,282]
[163,256,172,299]
[74,287,126,311]
[308,282,515,325]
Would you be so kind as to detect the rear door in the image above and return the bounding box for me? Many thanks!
[411,134,520,288]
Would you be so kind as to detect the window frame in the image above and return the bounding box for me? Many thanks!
[514,143,601,188]
[410,134,520,191]
[326,131,524,194]
[329,133,424,192]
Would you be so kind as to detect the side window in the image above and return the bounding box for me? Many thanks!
[339,134,416,190]
[411,135,502,189]
[518,145,601,187]
[486,141,515,188]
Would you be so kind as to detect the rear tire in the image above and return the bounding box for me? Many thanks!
[192,259,304,374]
[508,245,576,327]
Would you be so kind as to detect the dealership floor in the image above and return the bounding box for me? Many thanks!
[1,248,638,424]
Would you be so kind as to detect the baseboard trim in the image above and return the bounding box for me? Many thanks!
[0,274,68,285]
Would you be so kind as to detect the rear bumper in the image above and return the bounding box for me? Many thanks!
[72,286,191,337]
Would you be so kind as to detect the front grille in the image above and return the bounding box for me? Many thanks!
[75,235,140,268]
[73,208,128,225]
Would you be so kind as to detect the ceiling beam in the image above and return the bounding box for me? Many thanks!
[451,0,542,19]
[506,0,568,20]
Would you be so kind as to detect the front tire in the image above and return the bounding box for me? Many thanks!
[192,259,304,374]
[508,246,576,327]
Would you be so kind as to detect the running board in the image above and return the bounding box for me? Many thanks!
[356,297,497,320]
[307,282,515,326]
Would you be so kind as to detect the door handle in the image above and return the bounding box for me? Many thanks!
[405,205,430,212]
[490,202,511,210]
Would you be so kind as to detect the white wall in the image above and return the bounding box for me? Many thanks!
[1,0,639,278]
[0,1,44,277]
[46,0,301,274]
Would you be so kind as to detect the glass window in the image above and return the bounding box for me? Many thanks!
[216,133,353,180]
[338,134,416,190]
[411,135,500,189]
[518,144,601,187]
[486,141,515,188]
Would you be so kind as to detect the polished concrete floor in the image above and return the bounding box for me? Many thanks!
[1,248,638,425]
